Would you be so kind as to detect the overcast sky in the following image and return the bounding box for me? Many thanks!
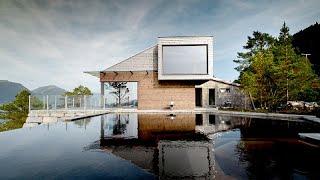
[0,0,319,92]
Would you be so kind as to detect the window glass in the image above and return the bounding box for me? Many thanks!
[195,114,203,125]
[209,89,215,105]
[162,45,208,74]
[209,115,215,125]
[220,88,230,93]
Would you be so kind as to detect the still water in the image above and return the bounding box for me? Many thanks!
[213,118,320,179]
[0,113,319,179]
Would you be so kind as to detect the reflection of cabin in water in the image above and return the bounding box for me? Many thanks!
[99,114,214,179]
[84,113,320,179]
[86,36,248,110]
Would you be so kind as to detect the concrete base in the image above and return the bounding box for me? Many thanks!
[24,109,111,126]
[26,108,320,124]
[22,123,42,128]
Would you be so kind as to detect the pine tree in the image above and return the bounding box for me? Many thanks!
[273,22,315,103]
[107,82,129,106]
[235,31,275,108]
[234,31,274,72]
[240,49,274,109]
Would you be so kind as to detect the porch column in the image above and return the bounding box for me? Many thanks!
[100,115,105,145]
[100,82,105,108]
[100,82,105,96]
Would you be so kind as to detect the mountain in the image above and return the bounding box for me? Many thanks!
[293,22,320,75]
[31,85,66,95]
[0,80,29,105]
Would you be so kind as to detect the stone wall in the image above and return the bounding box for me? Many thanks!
[196,80,249,109]
[101,71,204,110]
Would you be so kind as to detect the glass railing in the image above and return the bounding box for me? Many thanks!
[29,95,137,111]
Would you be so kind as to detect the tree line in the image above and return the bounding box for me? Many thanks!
[292,22,320,76]
[234,22,318,110]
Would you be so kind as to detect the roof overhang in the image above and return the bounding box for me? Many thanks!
[84,71,100,78]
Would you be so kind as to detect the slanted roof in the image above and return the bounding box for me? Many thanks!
[211,77,240,86]
[196,78,240,87]
[103,45,158,72]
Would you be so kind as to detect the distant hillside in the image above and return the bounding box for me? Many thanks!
[293,22,320,75]
[31,85,66,95]
[0,80,29,105]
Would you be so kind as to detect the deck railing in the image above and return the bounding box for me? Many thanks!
[29,95,137,112]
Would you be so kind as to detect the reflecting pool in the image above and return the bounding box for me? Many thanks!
[212,118,320,179]
[0,113,319,179]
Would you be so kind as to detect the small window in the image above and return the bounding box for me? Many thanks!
[220,88,231,93]
[209,115,215,125]
[195,114,203,125]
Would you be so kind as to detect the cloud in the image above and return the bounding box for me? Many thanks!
[0,0,319,92]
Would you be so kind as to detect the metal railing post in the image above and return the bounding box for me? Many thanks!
[103,96,106,109]
[127,97,129,107]
[72,97,75,108]
[54,96,57,109]
[46,95,49,113]
[28,95,31,112]
[43,96,45,110]
[65,95,68,109]
[84,95,86,111]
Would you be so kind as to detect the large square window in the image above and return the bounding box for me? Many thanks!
[162,45,208,75]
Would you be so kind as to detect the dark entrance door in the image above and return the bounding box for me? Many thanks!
[209,89,215,106]
[195,88,202,107]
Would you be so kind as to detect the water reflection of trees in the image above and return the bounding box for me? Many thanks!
[112,114,129,135]
[0,90,32,132]
[234,133,320,179]
[73,118,91,129]
[231,119,320,179]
